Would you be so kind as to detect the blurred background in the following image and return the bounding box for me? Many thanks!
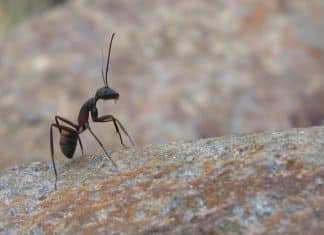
[0,0,323,169]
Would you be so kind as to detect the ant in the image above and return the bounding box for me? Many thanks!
[50,33,134,189]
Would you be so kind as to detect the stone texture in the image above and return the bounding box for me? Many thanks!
[0,0,324,169]
[0,126,323,234]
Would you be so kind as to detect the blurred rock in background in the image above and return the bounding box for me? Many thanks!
[0,0,324,168]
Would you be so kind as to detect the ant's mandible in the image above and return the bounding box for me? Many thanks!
[50,33,135,189]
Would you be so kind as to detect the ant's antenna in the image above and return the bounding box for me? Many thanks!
[101,49,106,86]
[105,33,115,87]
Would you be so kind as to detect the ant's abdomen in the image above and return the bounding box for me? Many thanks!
[59,130,78,158]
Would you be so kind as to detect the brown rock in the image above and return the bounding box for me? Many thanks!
[290,88,324,127]
[0,127,323,234]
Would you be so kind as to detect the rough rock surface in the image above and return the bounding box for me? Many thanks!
[0,126,323,234]
[1,0,324,168]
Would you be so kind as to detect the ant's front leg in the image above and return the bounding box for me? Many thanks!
[93,114,125,146]
[113,117,135,146]
[91,108,135,146]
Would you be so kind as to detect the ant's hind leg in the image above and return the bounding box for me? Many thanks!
[50,124,59,190]
[55,115,78,129]
[50,123,79,189]
[55,116,84,156]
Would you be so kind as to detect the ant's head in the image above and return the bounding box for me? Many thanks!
[95,32,119,101]
[95,86,119,100]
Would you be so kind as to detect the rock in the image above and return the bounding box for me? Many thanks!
[0,126,323,234]
[1,0,324,169]
[290,88,324,127]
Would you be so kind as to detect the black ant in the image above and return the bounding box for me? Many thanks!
[50,33,134,189]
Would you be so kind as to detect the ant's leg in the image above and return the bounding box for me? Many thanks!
[50,124,58,190]
[114,118,135,146]
[94,115,134,146]
[55,116,84,155]
[93,115,125,146]
[50,123,79,189]
[55,115,78,129]
[86,124,118,168]
[78,138,84,155]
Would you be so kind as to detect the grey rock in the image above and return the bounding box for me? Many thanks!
[0,127,323,234]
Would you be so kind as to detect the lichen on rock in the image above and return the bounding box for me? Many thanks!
[0,127,323,234]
